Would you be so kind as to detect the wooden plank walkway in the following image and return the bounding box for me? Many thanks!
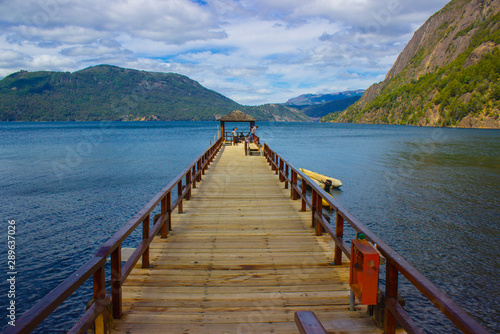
[112,145,382,334]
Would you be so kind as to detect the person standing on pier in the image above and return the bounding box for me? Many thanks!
[232,127,238,145]
[251,125,258,142]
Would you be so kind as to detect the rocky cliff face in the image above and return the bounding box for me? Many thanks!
[326,0,500,128]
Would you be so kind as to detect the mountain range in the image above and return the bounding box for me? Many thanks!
[0,65,310,122]
[3,0,497,127]
[283,90,364,120]
[322,0,500,128]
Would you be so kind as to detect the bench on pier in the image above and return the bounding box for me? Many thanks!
[244,140,261,155]
[295,311,328,334]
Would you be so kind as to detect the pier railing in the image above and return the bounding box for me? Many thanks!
[263,143,489,334]
[4,137,224,334]
[223,131,250,143]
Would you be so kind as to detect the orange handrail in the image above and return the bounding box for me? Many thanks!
[263,143,489,334]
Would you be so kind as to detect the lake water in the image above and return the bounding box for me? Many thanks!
[0,122,498,333]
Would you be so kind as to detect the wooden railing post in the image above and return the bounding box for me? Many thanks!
[142,214,150,268]
[202,155,206,175]
[111,247,122,319]
[384,260,399,334]
[311,189,317,228]
[197,160,202,181]
[192,166,197,189]
[186,172,192,200]
[301,179,307,212]
[166,192,172,232]
[93,266,106,334]
[177,180,183,213]
[210,146,216,163]
[315,193,323,236]
[291,170,298,200]
[279,159,284,180]
[161,196,168,238]
[334,211,344,265]
[275,155,279,174]
[285,164,289,189]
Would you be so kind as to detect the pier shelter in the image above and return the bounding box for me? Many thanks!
[218,110,256,143]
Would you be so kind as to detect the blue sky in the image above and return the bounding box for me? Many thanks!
[0,0,449,105]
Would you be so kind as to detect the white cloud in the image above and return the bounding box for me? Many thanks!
[0,0,450,104]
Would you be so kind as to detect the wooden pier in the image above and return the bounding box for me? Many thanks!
[112,145,377,333]
[7,134,489,334]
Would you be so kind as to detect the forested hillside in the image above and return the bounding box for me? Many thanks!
[0,65,310,122]
[322,0,500,128]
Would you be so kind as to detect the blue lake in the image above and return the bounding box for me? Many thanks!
[0,121,498,333]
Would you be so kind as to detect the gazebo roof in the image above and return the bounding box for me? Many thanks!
[218,110,257,122]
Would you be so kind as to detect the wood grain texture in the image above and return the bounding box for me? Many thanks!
[112,145,387,334]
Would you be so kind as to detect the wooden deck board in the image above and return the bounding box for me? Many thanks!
[112,145,383,334]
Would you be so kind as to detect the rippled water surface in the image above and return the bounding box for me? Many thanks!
[0,122,498,333]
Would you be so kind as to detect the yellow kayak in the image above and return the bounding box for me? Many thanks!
[300,168,342,188]
[299,168,342,208]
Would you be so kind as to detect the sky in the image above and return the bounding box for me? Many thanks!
[0,0,450,105]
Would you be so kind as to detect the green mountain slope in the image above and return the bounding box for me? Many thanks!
[0,65,310,122]
[322,0,500,128]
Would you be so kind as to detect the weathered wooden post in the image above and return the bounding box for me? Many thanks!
[384,260,399,334]
[197,160,202,182]
[311,189,317,228]
[301,179,307,212]
[279,159,284,181]
[111,247,122,319]
[291,170,298,200]
[334,211,344,265]
[186,172,192,200]
[285,164,289,189]
[142,214,150,268]
[192,166,197,189]
[315,193,323,236]
[161,196,168,238]
[93,266,106,334]
[177,180,183,213]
